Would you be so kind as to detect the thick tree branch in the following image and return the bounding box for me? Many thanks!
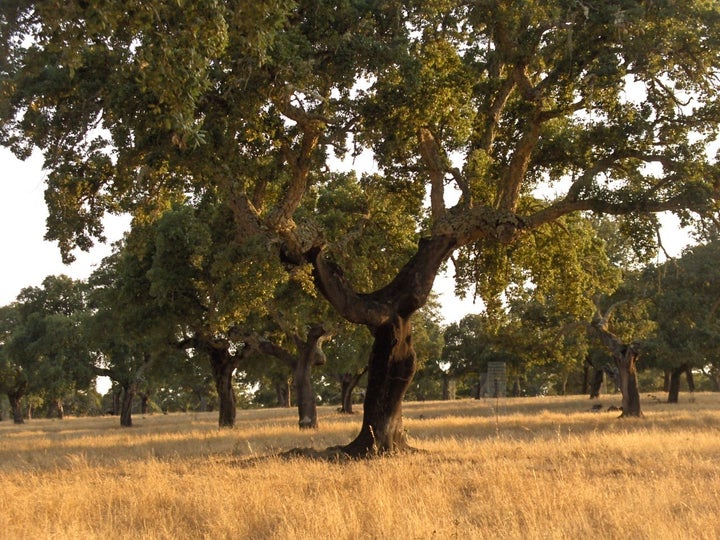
[477,74,515,152]
[417,126,446,223]
[257,339,295,368]
[524,185,714,231]
[269,97,324,231]
[306,235,456,326]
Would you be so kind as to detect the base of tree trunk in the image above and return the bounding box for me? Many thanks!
[280,442,426,461]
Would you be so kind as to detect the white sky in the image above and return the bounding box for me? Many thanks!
[0,148,129,304]
[0,147,690,324]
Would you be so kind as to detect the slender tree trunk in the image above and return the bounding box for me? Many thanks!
[210,350,237,428]
[559,375,568,396]
[141,393,150,414]
[340,374,354,413]
[120,383,135,427]
[56,398,64,419]
[686,365,695,392]
[8,391,24,424]
[112,389,121,415]
[342,317,415,456]
[475,373,486,399]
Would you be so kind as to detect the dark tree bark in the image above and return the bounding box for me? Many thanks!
[667,362,694,403]
[260,325,331,430]
[120,382,136,427]
[592,313,643,418]
[663,369,671,392]
[8,390,25,424]
[186,336,253,428]
[668,364,683,403]
[209,348,238,428]
[293,358,318,429]
[338,367,367,414]
[589,368,604,399]
[686,366,695,392]
[139,392,150,414]
[584,357,604,398]
[293,325,329,429]
[342,317,416,455]
[307,235,456,456]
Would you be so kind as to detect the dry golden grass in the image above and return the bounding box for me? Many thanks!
[2,393,719,539]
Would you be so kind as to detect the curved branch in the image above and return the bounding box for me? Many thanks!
[307,235,457,326]
[257,339,295,368]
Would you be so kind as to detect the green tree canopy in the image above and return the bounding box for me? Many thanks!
[3,0,720,455]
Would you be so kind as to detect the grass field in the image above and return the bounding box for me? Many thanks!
[1,393,719,539]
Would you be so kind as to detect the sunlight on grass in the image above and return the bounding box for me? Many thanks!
[1,394,719,539]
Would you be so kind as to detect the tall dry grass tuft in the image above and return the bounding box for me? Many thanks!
[1,393,719,539]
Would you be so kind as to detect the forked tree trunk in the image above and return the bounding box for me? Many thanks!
[667,363,693,403]
[591,315,643,418]
[342,317,416,456]
[338,368,366,414]
[260,325,329,430]
[306,235,456,457]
